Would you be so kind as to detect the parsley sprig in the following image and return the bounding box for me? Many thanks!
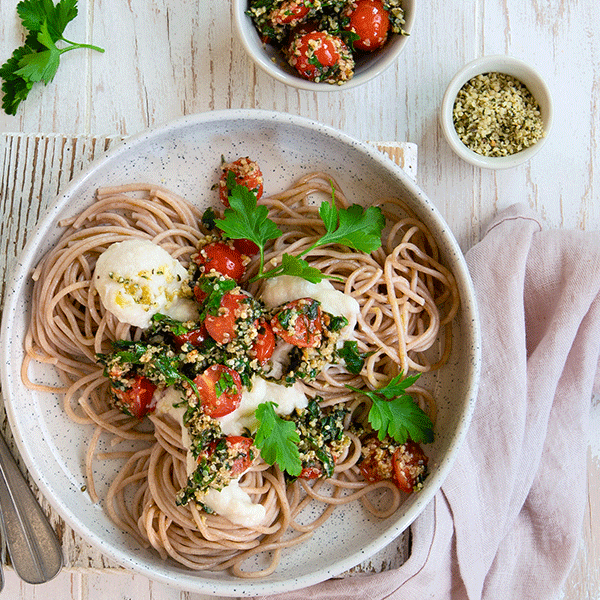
[347,374,434,445]
[1,0,105,115]
[254,402,302,477]
[215,182,385,284]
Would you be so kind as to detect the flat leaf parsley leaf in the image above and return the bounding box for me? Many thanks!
[215,183,282,278]
[215,182,385,284]
[317,190,385,254]
[347,373,434,445]
[254,402,302,477]
[1,0,104,115]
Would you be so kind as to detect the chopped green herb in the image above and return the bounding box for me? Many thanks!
[254,402,302,477]
[347,373,433,444]
[338,340,369,374]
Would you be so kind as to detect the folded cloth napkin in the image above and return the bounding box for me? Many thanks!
[254,204,600,600]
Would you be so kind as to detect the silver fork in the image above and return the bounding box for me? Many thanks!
[0,431,63,587]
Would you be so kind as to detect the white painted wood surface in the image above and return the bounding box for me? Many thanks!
[0,0,599,598]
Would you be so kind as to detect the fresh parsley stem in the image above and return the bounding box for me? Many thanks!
[60,38,105,53]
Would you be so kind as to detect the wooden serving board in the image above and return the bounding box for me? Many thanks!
[0,133,417,574]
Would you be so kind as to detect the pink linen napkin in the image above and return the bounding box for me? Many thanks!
[255,204,600,600]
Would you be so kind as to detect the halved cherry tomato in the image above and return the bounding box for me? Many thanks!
[219,157,264,206]
[270,0,310,25]
[251,319,275,365]
[271,298,323,348]
[392,441,428,493]
[299,465,323,480]
[193,284,207,304]
[194,364,243,418]
[359,437,391,483]
[226,436,254,476]
[359,450,384,483]
[204,292,247,345]
[110,375,157,419]
[288,31,350,83]
[232,238,260,257]
[197,435,254,476]
[172,325,208,349]
[194,241,245,282]
[344,0,389,51]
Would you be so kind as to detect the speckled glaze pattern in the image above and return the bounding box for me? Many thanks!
[0,110,481,597]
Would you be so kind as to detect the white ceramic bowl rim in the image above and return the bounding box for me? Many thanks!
[0,109,481,596]
[440,55,554,169]
[232,0,416,91]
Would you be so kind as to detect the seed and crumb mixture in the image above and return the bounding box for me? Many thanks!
[452,72,545,157]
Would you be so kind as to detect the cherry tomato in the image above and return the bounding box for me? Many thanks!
[193,284,207,304]
[194,241,245,282]
[197,435,254,476]
[226,436,255,476]
[288,31,351,83]
[219,157,264,207]
[251,319,275,365]
[299,465,323,480]
[172,325,208,349]
[204,292,247,345]
[344,0,389,51]
[232,238,260,257]
[271,298,323,348]
[194,364,243,418]
[270,0,310,25]
[392,441,428,493]
[359,450,384,483]
[110,375,157,419]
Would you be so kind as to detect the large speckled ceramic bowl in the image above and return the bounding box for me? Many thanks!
[0,110,480,597]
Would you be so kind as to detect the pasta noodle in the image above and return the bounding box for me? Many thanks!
[22,171,459,576]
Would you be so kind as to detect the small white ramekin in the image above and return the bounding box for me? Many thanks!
[440,55,553,169]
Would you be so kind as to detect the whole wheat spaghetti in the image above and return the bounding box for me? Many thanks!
[22,171,459,576]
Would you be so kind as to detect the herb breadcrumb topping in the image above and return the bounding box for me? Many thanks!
[452,72,545,157]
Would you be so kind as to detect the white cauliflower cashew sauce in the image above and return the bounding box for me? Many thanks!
[94,238,197,329]
[97,245,360,526]
[154,379,308,527]
[261,275,360,339]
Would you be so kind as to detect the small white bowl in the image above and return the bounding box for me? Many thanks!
[233,0,415,91]
[440,55,553,169]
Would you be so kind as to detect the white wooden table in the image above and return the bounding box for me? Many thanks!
[1,1,599,598]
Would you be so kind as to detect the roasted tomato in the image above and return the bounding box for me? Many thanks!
[193,284,207,304]
[197,435,254,476]
[194,364,243,418]
[359,439,388,483]
[360,437,428,493]
[219,157,264,206]
[194,241,245,282]
[270,0,311,25]
[344,0,389,51]
[299,465,323,480]
[110,375,157,419]
[392,440,428,493]
[226,436,255,476]
[251,319,276,365]
[204,292,248,345]
[172,325,208,349]
[287,30,354,84]
[232,237,260,257]
[271,298,323,348]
